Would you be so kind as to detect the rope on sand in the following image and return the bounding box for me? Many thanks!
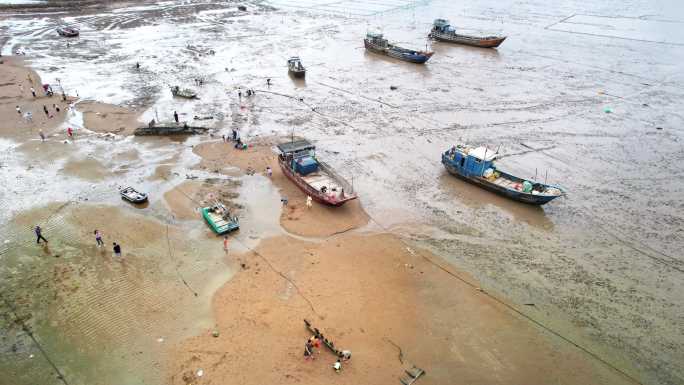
[232,236,321,318]
[383,337,405,364]
[159,174,319,315]
[364,215,643,385]
[165,224,199,297]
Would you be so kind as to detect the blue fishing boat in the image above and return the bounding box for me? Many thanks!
[364,32,434,64]
[442,145,565,205]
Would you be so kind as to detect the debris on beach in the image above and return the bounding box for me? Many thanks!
[400,366,426,385]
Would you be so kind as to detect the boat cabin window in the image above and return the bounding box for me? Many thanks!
[460,157,465,167]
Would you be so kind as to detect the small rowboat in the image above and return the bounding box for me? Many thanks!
[170,86,197,99]
[201,203,239,234]
[442,145,565,205]
[429,19,506,48]
[287,56,306,78]
[120,186,148,204]
[56,26,79,37]
[364,32,433,64]
[276,139,357,207]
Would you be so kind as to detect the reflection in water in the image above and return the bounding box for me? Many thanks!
[430,40,502,60]
[438,171,554,230]
[289,73,307,87]
[121,198,150,209]
[362,50,433,75]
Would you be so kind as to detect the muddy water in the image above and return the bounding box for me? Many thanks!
[2,1,684,384]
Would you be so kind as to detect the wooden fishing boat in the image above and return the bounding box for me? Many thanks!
[287,57,306,78]
[429,19,506,48]
[442,145,564,205]
[364,32,433,64]
[201,203,239,234]
[276,139,357,207]
[120,186,148,204]
[134,120,209,136]
[56,26,79,37]
[170,86,197,99]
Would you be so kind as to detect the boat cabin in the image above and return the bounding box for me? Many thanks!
[288,57,304,71]
[432,19,455,33]
[445,145,497,177]
[365,32,388,47]
[277,139,319,176]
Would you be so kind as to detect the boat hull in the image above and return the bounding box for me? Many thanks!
[278,159,356,207]
[57,28,79,37]
[429,31,505,48]
[120,187,148,204]
[201,207,239,234]
[442,158,559,205]
[289,69,306,78]
[364,40,433,64]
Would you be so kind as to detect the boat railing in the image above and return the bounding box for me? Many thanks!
[318,161,354,193]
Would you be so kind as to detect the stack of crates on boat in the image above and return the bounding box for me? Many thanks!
[295,156,319,176]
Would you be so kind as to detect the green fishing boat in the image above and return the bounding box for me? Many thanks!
[201,203,239,234]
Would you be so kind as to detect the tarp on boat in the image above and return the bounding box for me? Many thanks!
[468,146,497,161]
[295,156,318,175]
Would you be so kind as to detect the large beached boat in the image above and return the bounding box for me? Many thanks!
[442,145,564,205]
[429,19,506,48]
[287,56,306,78]
[276,139,357,206]
[364,32,434,64]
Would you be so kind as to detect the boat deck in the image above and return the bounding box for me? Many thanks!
[302,170,345,193]
[491,176,517,189]
[489,175,559,196]
[207,211,231,228]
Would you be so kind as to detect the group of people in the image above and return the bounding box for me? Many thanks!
[304,334,351,373]
[34,226,122,257]
[237,88,256,99]
[16,75,75,142]
[220,128,248,150]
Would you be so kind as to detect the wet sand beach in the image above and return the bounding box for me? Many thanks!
[1,1,683,385]
[170,233,632,385]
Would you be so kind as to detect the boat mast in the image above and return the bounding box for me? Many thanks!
[480,147,488,175]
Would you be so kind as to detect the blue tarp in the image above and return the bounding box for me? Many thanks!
[295,156,319,175]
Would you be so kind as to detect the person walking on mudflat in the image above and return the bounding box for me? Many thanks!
[113,242,122,257]
[30,87,36,98]
[94,230,104,247]
[35,225,48,244]
[174,110,179,123]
